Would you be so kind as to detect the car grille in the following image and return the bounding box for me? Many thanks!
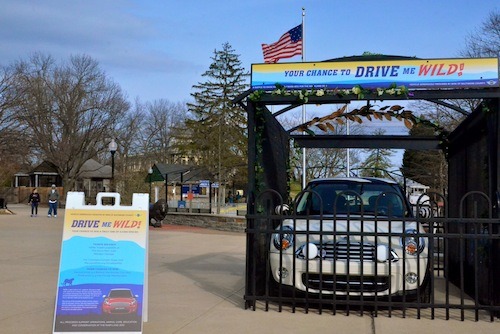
[326,240,376,261]
[110,302,131,313]
[297,240,377,262]
[296,240,399,262]
[303,273,390,293]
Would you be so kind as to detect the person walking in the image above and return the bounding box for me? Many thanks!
[28,188,41,217]
[47,184,60,218]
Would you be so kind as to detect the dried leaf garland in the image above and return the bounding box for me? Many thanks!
[326,122,336,131]
[390,105,403,111]
[293,104,441,136]
[404,118,414,129]
[316,123,328,132]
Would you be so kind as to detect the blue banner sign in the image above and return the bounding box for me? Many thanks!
[251,58,499,90]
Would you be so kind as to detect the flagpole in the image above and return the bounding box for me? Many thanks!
[301,7,307,189]
[346,107,350,176]
[301,7,305,61]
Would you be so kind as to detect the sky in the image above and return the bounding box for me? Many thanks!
[0,0,497,104]
[0,0,498,169]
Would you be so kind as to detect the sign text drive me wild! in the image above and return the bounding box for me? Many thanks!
[251,57,499,90]
[53,192,149,334]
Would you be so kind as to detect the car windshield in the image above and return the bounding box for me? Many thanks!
[108,290,133,298]
[295,179,408,217]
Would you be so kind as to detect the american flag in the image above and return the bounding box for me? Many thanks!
[262,24,302,63]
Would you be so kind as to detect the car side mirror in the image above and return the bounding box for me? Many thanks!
[274,204,290,215]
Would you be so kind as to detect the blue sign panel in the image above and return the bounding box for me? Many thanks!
[181,185,200,194]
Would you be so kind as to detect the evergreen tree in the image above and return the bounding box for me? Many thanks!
[176,43,249,190]
[359,129,395,177]
[401,123,447,193]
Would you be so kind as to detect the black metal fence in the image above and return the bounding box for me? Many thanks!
[245,190,500,321]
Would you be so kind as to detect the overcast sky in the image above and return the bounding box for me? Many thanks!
[0,0,498,104]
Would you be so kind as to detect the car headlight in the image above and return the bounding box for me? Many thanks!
[401,229,425,255]
[273,225,294,250]
[301,242,319,259]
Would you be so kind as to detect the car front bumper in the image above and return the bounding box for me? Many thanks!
[270,251,428,297]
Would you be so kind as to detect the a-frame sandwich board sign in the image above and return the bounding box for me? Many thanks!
[53,192,149,334]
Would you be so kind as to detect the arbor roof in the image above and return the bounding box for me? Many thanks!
[148,163,214,183]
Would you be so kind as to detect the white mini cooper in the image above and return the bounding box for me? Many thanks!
[270,177,430,301]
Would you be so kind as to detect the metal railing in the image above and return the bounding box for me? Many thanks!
[244,190,500,321]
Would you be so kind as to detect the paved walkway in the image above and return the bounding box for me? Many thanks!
[0,203,499,333]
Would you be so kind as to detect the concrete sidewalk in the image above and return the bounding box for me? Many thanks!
[0,203,498,333]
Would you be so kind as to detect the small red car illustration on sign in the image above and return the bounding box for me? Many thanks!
[102,288,138,314]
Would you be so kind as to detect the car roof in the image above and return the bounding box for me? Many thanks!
[308,177,399,186]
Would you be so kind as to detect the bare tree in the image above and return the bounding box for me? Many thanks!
[281,108,362,182]
[452,8,500,118]
[142,99,188,164]
[0,65,22,149]
[303,146,355,179]
[402,10,500,192]
[461,10,500,58]
[406,10,500,132]
[11,53,129,190]
[115,98,147,159]
[407,100,466,132]
[104,99,189,204]
[0,64,33,185]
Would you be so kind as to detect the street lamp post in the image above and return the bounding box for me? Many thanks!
[148,168,153,203]
[109,139,118,192]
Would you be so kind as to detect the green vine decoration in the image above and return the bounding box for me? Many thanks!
[253,105,266,207]
[481,103,491,114]
[249,83,409,103]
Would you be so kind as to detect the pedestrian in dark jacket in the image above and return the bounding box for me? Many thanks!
[28,188,41,217]
[47,184,60,217]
